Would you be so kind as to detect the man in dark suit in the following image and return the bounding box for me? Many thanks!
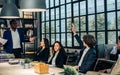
[3,19,36,58]
[71,23,97,73]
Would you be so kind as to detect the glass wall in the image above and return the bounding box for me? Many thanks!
[41,0,120,47]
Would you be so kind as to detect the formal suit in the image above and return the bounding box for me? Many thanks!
[75,34,97,73]
[3,28,29,53]
[33,47,50,63]
[49,49,67,68]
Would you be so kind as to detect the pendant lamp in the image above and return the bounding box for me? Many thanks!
[19,0,46,12]
[0,0,20,19]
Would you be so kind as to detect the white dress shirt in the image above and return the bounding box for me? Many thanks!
[78,48,89,66]
[11,29,21,49]
[51,51,59,66]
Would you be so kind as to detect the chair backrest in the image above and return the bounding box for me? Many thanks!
[111,58,120,74]
[93,58,116,71]
[96,44,105,58]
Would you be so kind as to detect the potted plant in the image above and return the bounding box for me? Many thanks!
[64,65,78,75]
[22,58,31,69]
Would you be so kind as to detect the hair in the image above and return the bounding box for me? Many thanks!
[118,36,120,40]
[83,34,96,48]
[10,19,16,25]
[52,41,65,53]
[43,38,50,49]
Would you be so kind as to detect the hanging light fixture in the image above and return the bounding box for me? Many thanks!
[0,0,20,19]
[19,0,46,12]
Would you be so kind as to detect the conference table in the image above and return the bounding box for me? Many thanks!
[0,62,64,75]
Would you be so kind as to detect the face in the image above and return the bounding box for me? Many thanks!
[40,39,45,47]
[54,43,60,52]
[11,21,18,30]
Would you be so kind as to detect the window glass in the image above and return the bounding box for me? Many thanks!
[66,0,71,3]
[61,19,65,32]
[108,31,116,44]
[56,20,60,33]
[107,12,116,30]
[56,34,60,41]
[80,1,86,15]
[88,15,95,31]
[88,0,95,14]
[74,17,79,32]
[118,31,120,36]
[107,0,115,11]
[61,5,65,18]
[42,23,45,33]
[56,8,59,19]
[97,14,105,30]
[97,32,105,44]
[55,0,59,6]
[67,18,72,32]
[51,34,55,45]
[67,4,71,17]
[97,0,104,13]
[67,33,72,46]
[81,33,87,39]
[61,33,66,46]
[46,0,49,8]
[46,10,49,21]
[51,21,55,33]
[73,3,79,16]
[117,0,120,9]
[60,0,65,5]
[46,22,49,33]
[42,12,45,21]
[50,0,54,7]
[51,9,55,20]
[42,34,45,38]
[117,11,120,29]
[80,16,86,31]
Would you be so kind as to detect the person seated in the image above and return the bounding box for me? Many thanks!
[71,23,97,73]
[33,38,50,63]
[110,36,120,61]
[48,41,67,68]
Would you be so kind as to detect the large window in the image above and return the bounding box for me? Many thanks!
[41,0,120,47]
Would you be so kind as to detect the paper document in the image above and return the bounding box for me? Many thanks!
[0,38,7,45]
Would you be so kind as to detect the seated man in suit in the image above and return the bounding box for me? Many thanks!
[71,23,97,73]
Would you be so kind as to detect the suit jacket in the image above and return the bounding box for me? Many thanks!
[49,49,67,68]
[3,28,29,53]
[75,34,97,73]
[33,47,50,63]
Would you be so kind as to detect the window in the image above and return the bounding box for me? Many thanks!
[41,0,120,47]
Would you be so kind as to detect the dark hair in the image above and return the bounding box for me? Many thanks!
[52,41,65,53]
[43,38,50,49]
[118,36,120,40]
[83,34,96,48]
[10,19,16,25]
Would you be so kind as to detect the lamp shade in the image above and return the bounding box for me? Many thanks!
[0,0,20,19]
[19,0,46,12]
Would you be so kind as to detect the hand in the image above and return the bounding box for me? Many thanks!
[73,66,79,70]
[71,23,76,35]
[29,36,36,42]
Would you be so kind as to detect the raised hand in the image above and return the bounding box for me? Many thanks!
[71,23,76,34]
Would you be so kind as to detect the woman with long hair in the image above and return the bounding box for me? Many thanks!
[33,38,50,63]
[49,41,67,68]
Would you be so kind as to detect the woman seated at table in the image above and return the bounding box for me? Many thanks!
[33,38,50,63]
[48,41,67,68]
